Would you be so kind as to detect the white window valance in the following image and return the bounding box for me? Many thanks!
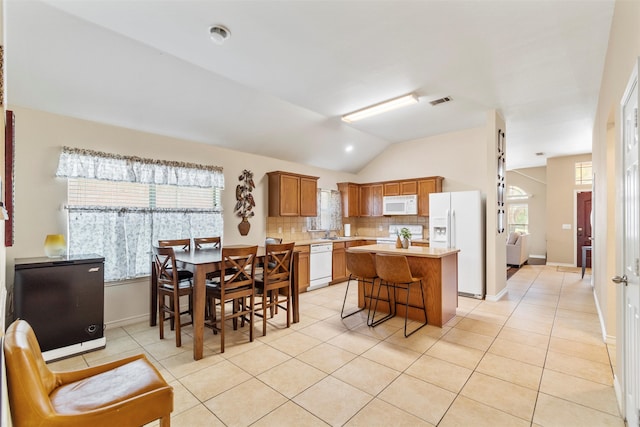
[56,146,224,189]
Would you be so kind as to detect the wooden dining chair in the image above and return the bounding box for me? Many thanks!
[256,237,283,274]
[158,238,193,275]
[205,245,258,353]
[194,236,221,250]
[374,253,428,337]
[154,246,194,347]
[254,242,295,336]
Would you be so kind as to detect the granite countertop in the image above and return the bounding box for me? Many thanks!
[292,236,379,246]
[346,243,458,258]
[291,236,430,246]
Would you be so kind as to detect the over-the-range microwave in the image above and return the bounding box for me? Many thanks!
[382,195,418,215]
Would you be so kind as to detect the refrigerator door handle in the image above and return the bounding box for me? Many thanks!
[451,209,456,248]
[446,209,451,248]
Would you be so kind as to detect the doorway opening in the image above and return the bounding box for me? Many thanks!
[576,191,592,268]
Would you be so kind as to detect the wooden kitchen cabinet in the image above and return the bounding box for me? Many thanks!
[294,245,310,292]
[359,184,383,217]
[337,182,360,218]
[331,242,347,283]
[300,176,318,217]
[340,176,443,218]
[268,171,318,217]
[417,176,444,216]
[383,180,417,196]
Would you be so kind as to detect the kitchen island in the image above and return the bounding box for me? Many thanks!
[346,244,459,327]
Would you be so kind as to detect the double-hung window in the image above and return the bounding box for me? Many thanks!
[56,147,224,282]
[506,185,529,234]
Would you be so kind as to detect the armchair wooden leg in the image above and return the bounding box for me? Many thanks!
[159,414,171,427]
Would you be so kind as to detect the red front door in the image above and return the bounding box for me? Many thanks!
[576,191,592,268]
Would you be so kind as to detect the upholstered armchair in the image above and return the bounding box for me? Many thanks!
[4,319,173,427]
[506,232,529,267]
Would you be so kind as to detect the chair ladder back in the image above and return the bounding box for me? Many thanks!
[264,243,294,284]
[158,238,191,251]
[194,236,221,250]
[220,247,258,291]
[153,246,179,286]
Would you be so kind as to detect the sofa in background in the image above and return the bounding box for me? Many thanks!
[506,231,529,267]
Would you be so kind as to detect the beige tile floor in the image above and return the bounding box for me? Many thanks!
[50,264,624,426]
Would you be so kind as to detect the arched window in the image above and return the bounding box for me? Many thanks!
[507,185,529,233]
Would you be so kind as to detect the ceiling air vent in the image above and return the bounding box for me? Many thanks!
[429,96,452,106]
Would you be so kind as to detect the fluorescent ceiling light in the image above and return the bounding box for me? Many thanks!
[341,93,419,123]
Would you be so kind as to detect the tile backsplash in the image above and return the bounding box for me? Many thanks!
[266,216,429,241]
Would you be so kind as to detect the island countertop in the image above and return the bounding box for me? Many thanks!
[346,243,458,258]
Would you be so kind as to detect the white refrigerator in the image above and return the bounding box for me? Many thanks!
[429,190,485,298]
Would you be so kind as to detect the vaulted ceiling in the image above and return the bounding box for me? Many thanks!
[5,0,614,173]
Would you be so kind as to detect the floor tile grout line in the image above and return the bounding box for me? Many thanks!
[429,265,545,425]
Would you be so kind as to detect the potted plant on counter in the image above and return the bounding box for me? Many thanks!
[399,227,412,249]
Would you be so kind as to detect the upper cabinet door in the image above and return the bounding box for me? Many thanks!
[337,183,360,217]
[383,180,417,195]
[400,181,417,195]
[299,177,318,217]
[268,171,318,217]
[383,182,400,196]
[417,177,443,216]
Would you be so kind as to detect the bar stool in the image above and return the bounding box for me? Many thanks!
[341,252,393,327]
[374,253,429,337]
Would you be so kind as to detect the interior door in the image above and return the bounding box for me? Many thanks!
[618,59,640,427]
[577,191,592,268]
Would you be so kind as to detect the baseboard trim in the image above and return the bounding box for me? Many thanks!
[106,314,149,330]
[529,254,546,259]
[545,261,574,268]
[592,287,610,343]
[485,287,508,302]
[613,374,623,416]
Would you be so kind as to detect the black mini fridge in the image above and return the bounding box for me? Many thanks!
[14,254,106,361]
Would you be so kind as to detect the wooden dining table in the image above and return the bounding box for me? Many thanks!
[150,245,300,360]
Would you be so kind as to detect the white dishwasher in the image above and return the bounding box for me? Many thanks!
[309,243,333,290]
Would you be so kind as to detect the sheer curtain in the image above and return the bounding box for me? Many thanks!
[307,189,342,232]
[56,147,224,281]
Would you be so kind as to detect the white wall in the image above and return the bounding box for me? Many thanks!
[592,0,640,379]
[546,154,593,266]
[357,126,487,193]
[485,110,507,301]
